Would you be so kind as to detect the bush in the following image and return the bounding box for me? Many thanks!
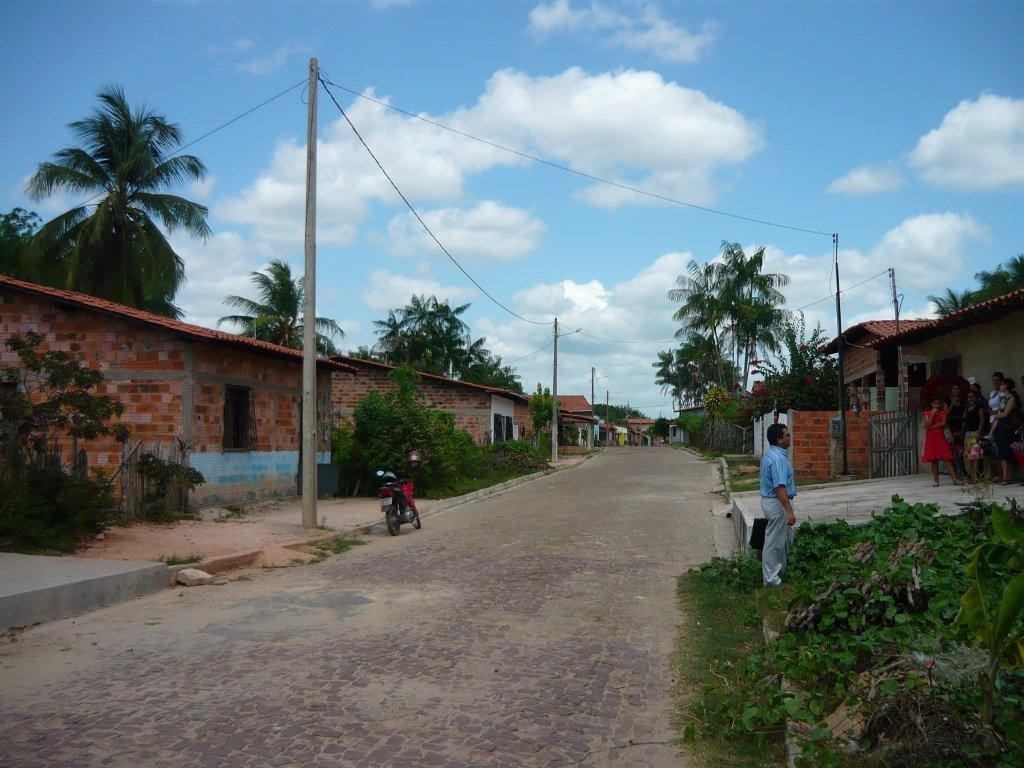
[0,467,115,552]
[479,440,548,473]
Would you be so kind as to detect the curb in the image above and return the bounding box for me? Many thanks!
[172,451,600,581]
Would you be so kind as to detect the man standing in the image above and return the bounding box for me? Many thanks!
[759,423,797,586]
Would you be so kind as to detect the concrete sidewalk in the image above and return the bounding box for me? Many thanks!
[0,554,169,633]
[731,473,1024,553]
[1,454,594,633]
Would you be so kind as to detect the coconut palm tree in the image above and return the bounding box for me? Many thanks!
[928,287,976,317]
[974,254,1024,301]
[218,259,343,355]
[25,86,209,318]
[668,259,731,386]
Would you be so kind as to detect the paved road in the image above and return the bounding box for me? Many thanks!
[0,447,718,768]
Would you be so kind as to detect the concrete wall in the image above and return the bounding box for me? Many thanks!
[921,310,1024,384]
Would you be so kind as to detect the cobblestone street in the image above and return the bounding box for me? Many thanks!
[0,447,718,767]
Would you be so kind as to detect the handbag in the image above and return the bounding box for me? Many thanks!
[749,517,767,551]
[943,426,954,444]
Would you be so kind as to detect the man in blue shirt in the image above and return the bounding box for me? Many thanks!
[759,423,797,586]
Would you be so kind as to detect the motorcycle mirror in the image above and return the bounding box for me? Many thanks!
[375,469,384,477]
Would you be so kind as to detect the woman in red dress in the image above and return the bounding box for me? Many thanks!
[923,398,957,486]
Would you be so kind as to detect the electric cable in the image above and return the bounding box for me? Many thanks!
[319,77,553,327]
[505,338,553,364]
[321,77,833,238]
[62,78,309,211]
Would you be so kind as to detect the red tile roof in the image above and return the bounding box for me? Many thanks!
[869,287,1024,347]
[555,394,593,414]
[0,274,355,372]
[823,318,933,353]
[330,354,529,403]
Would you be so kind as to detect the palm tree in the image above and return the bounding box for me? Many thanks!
[719,242,790,391]
[218,259,343,355]
[372,295,473,376]
[25,86,210,318]
[928,287,976,317]
[668,259,730,386]
[974,254,1024,301]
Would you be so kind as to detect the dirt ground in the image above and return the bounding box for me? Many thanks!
[76,495,388,566]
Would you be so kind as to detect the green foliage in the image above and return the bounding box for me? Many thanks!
[956,500,1024,727]
[593,402,645,423]
[747,313,839,415]
[676,412,707,439]
[653,416,670,439]
[135,451,205,521]
[478,440,548,474]
[0,207,41,277]
[218,259,343,355]
[0,333,128,551]
[702,385,740,423]
[26,85,209,318]
[0,466,115,553]
[159,553,202,566]
[723,497,1024,766]
[530,383,553,433]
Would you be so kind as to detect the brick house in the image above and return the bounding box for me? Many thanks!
[822,319,932,411]
[329,355,530,444]
[555,394,597,448]
[0,275,354,506]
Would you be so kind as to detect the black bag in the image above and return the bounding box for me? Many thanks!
[749,517,768,551]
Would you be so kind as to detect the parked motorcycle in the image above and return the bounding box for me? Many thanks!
[376,466,421,536]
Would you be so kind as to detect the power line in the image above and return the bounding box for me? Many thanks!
[58,78,310,211]
[579,331,678,345]
[791,269,889,313]
[505,338,553,363]
[319,77,553,327]
[321,78,833,238]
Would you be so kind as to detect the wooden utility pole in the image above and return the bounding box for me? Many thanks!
[590,367,596,449]
[301,58,318,528]
[551,318,558,465]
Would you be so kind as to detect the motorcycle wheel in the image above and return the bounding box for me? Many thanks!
[385,509,401,536]
[412,514,422,529]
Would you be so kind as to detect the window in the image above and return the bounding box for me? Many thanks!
[929,355,961,377]
[492,414,515,443]
[223,385,252,450]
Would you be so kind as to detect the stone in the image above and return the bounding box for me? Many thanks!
[95,533,105,541]
[176,568,214,587]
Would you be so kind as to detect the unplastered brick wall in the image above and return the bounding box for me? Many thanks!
[843,345,879,382]
[331,360,526,443]
[787,409,871,482]
[0,291,190,470]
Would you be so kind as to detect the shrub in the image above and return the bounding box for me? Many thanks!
[480,440,548,474]
[0,466,115,552]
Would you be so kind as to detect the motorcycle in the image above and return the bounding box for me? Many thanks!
[376,468,421,536]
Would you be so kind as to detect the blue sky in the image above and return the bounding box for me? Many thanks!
[2,0,1022,415]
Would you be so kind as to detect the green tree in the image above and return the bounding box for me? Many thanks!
[748,314,839,413]
[974,254,1024,301]
[668,259,730,387]
[928,287,977,317]
[25,86,210,318]
[529,383,554,434]
[0,207,42,277]
[218,259,343,355]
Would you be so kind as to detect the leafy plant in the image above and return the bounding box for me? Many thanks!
[747,313,839,416]
[135,451,205,521]
[956,502,1024,728]
[159,553,202,566]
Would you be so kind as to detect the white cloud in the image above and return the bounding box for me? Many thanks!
[216,67,761,255]
[360,270,477,313]
[380,201,545,262]
[172,231,276,330]
[909,93,1024,192]
[826,164,903,196]
[528,1,717,64]
[203,37,255,56]
[459,67,761,207]
[238,42,310,76]
[189,175,217,200]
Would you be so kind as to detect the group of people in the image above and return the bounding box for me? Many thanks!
[922,371,1023,485]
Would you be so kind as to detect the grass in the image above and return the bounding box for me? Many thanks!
[214,505,247,523]
[419,468,530,500]
[310,534,368,563]
[158,553,202,566]
[674,556,786,768]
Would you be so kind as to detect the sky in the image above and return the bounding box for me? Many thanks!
[2,0,1022,416]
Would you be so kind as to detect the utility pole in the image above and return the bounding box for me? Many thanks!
[551,318,558,465]
[834,233,849,475]
[890,268,906,409]
[606,389,610,447]
[590,367,596,449]
[301,57,318,528]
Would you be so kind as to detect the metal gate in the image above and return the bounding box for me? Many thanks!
[868,409,919,478]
